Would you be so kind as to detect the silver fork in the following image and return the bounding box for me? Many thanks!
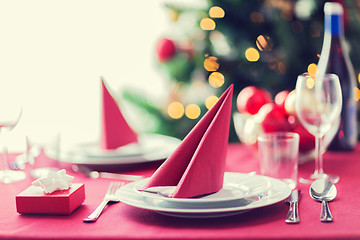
[83,182,124,222]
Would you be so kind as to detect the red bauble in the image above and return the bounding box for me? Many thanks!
[236,86,271,115]
[288,116,315,152]
[157,38,176,62]
[257,103,291,133]
[274,90,290,115]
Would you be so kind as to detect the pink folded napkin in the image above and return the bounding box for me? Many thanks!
[100,79,138,150]
[142,85,233,198]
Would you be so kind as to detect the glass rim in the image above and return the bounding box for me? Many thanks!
[297,73,340,81]
[257,132,300,142]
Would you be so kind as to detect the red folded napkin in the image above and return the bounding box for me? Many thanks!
[143,85,233,198]
[100,79,138,150]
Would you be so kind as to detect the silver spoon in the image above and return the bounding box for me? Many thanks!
[309,178,337,222]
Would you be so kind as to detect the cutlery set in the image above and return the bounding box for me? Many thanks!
[83,177,337,222]
[285,178,337,224]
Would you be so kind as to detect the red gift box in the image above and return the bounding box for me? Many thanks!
[16,183,85,215]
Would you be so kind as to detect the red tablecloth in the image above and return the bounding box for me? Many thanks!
[1,143,360,240]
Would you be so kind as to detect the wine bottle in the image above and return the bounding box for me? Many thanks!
[316,2,357,151]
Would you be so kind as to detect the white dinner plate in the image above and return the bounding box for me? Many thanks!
[57,134,181,165]
[134,173,272,206]
[116,172,292,218]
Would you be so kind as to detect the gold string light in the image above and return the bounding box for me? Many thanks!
[185,104,201,119]
[200,18,216,30]
[306,77,315,89]
[245,48,260,62]
[209,6,225,18]
[208,72,225,88]
[169,9,179,22]
[205,96,219,109]
[167,101,184,119]
[307,63,317,77]
[256,35,273,51]
[204,56,220,71]
[169,5,225,120]
[354,87,360,101]
[203,6,226,115]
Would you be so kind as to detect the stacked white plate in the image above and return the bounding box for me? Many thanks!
[56,134,181,165]
[116,172,292,218]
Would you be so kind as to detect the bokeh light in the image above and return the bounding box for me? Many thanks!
[306,77,315,89]
[250,12,264,23]
[209,6,225,18]
[277,61,286,74]
[208,72,225,88]
[169,9,179,22]
[205,96,219,109]
[200,18,216,30]
[307,63,317,77]
[245,48,260,62]
[358,73,360,84]
[204,56,220,71]
[354,87,360,101]
[185,104,201,119]
[167,101,184,119]
[256,35,273,51]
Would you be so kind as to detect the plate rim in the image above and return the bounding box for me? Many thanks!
[56,133,180,165]
[134,172,272,204]
[116,172,292,214]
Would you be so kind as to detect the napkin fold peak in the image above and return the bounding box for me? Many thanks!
[100,79,138,150]
[143,85,233,198]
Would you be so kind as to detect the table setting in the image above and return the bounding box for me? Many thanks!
[0,78,359,240]
[1,0,360,239]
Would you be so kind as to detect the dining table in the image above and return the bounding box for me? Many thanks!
[1,143,359,240]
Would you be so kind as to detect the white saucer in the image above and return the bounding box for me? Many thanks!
[116,172,291,218]
[134,173,272,206]
[57,134,181,165]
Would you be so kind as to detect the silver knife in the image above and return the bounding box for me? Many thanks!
[285,189,301,224]
[73,165,144,181]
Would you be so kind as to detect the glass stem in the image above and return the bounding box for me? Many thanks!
[314,135,324,176]
[0,129,10,172]
[0,129,6,172]
[2,146,8,171]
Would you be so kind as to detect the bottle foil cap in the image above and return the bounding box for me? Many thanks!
[324,2,343,15]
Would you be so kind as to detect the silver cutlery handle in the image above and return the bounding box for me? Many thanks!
[83,200,109,222]
[100,172,144,181]
[285,202,299,223]
[320,200,333,222]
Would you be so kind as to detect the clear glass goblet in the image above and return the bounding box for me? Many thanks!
[0,99,26,183]
[295,73,342,184]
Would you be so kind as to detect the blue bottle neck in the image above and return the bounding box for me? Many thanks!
[325,14,343,36]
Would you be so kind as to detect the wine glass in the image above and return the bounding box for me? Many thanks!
[0,95,26,183]
[295,73,342,184]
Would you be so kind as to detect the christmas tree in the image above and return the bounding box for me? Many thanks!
[123,0,360,142]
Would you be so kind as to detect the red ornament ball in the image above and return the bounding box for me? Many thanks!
[257,103,290,133]
[236,86,271,115]
[274,90,290,115]
[157,38,176,62]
